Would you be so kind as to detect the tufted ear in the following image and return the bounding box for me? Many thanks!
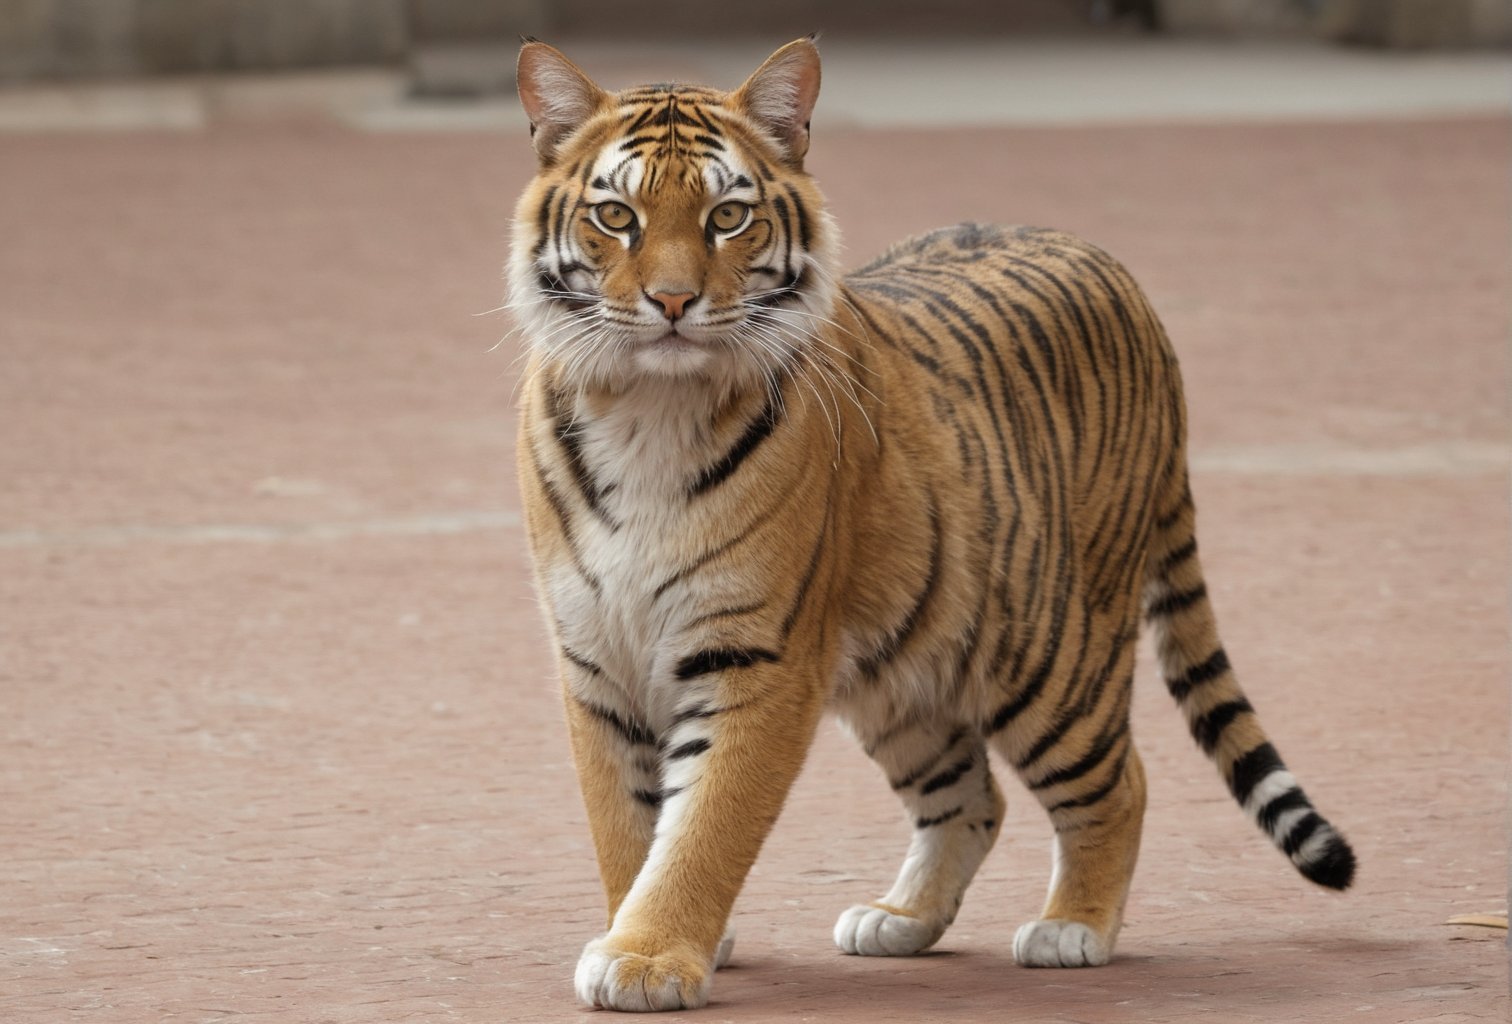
[516,40,608,165]
[731,37,821,165]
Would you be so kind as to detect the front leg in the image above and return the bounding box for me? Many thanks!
[561,679,661,924]
[576,651,826,1012]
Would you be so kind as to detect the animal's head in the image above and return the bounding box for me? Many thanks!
[508,38,840,391]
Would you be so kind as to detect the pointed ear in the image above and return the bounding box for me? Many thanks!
[731,37,821,164]
[516,41,608,165]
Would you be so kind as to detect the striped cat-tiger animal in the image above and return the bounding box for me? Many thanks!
[509,37,1355,1012]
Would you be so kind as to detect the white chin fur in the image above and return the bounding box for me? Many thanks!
[631,341,719,377]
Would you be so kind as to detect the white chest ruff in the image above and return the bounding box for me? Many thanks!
[540,383,744,726]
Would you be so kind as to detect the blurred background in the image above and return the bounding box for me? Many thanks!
[1,0,1507,130]
[3,0,1510,87]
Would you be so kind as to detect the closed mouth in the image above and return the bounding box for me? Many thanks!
[645,331,701,351]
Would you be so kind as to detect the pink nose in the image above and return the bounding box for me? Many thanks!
[648,291,696,320]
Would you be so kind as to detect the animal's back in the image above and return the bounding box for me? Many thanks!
[843,222,1185,614]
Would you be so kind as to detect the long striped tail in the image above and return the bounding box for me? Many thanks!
[1144,474,1356,890]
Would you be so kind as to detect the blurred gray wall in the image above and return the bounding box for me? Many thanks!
[0,0,1096,81]
[0,0,414,78]
[2,0,1507,81]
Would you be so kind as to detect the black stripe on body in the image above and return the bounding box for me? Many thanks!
[911,269,1043,479]
[779,520,829,640]
[1027,719,1128,793]
[1016,630,1133,769]
[1045,749,1129,815]
[984,262,1081,430]
[920,753,977,796]
[1001,254,1112,463]
[916,807,963,829]
[685,600,769,630]
[549,397,618,529]
[889,727,966,791]
[663,737,711,760]
[984,531,1040,681]
[857,501,943,678]
[1015,705,1079,772]
[986,649,1056,735]
[674,647,779,679]
[652,495,781,600]
[632,789,662,808]
[987,533,1077,736]
[845,294,974,396]
[874,276,1022,467]
[1073,625,1137,710]
[529,447,602,594]
[575,696,655,748]
[864,717,918,759]
[671,703,724,726]
[689,397,781,497]
[561,646,601,675]
[985,575,1071,735]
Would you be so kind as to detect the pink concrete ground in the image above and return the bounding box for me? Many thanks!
[2,115,1507,1022]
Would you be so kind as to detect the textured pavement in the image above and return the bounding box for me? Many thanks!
[2,58,1508,1024]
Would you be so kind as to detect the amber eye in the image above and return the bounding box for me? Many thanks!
[595,202,636,232]
[710,202,750,233]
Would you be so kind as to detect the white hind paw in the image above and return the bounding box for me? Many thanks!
[1012,919,1110,968]
[574,936,711,1011]
[714,927,735,969]
[834,903,942,956]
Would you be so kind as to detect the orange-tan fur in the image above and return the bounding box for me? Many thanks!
[507,38,1354,1012]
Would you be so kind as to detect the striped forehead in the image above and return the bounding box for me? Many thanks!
[581,88,755,200]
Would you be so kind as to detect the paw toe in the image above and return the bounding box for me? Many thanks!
[834,904,941,956]
[575,937,711,1011]
[1012,919,1110,968]
[714,928,735,970]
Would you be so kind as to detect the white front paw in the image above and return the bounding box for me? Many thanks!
[1012,919,1110,967]
[574,935,712,1011]
[714,927,735,970]
[834,903,942,956]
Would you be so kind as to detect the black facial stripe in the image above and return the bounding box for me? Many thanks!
[771,194,795,275]
[532,185,558,259]
[784,184,812,250]
[751,267,808,308]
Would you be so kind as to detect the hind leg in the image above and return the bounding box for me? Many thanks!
[988,605,1147,967]
[835,719,1004,956]
[1009,736,1146,967]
